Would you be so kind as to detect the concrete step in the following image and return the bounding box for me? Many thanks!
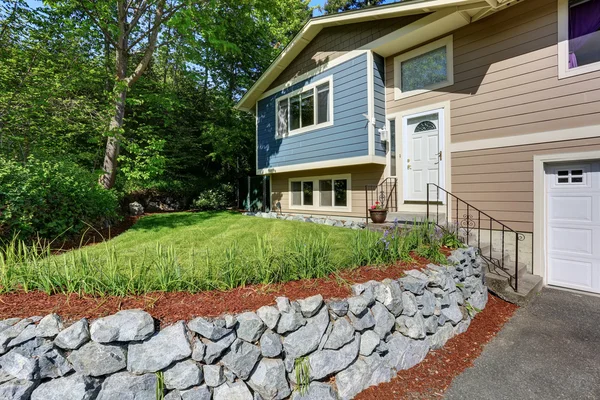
[485,271,543,306]
[480,246,528,279]
[386,211,447,225]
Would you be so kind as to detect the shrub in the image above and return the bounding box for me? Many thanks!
[193,183,234,211]
[0,157,119,240]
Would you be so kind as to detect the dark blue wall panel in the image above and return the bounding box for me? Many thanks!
[373,53,387,157]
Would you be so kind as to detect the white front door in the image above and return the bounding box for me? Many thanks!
[546,162,600,294]
[404,112,443,201]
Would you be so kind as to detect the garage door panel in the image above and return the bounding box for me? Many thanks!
[548,196,593,222]
[549,227,593,256]
[547,257,596,292]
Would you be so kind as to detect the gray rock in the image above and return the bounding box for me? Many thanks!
[165,390,182,400]
[323,318,354,350]
[260,331,282,357]
[347,295,372,316]
[0,379,38,400]
[307,333,360,380]
[127,321,192,374]
[0,320,32,354]
[454,318,471,335]
[204,331,236,364]
[398,275,427,295]
[450,290,464,306]
[400,339,430,370]
[371,302,395,339]
[224,315,237,329]
[213,381,253,400]
[68,342,126,377]
[31,373,100,400]
[248,358,291,400]
[223,367,236,382]
[441,303,463,325]
[191,337,205,362]
[7,339,71,379]
[54,319,90,350]
[236,312,266,343]
[35,314,63,338]
[328,300,349,317]
[203,364,225,387]
[90,309,154,343]
[373,279,404,316]
[395,312,427,340]
[275,297,291,313]
[96,371,156,400]
[359,330,380,356]
[221,339,261,380]
[297,295,323,318]
[416,290,436,317]
[384,332,429,371]
[256,306,280,330]
[429,323,454,350]
[291,382,338,400]
[401,292,418,317]
[0,350,39,380]
[283,306,329,359]
[348,308,375,332]
[405,269,429,281]
[469,290,488,311]
[164,360,203,390]
[188,317,232,341]
[0,368,15,384]
[424,315,439,334]
[335,357,373,400]
[8,325,37,348]
[276,310,306,334]
[181,385,211,400]
[129,202,144,216]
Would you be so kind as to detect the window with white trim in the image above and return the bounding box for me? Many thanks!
[289,175,350,210]
[394,36,453,99]
[276,79,332,137]
[558,0,600,78]
[556,168,585,184]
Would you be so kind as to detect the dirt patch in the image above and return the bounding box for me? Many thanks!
[355,294,518,400]
[0,253,440,323]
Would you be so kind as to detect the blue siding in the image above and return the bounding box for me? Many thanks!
[257,54,369,169]
[373,53,386,157]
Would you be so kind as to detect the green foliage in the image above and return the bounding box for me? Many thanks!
[294,357,311,395]
[192,184,234,211]
[323,0,386,14]
[440,230,464,250]
[464,302,482,318]
[155,371,165,400]
[0,157,119,240]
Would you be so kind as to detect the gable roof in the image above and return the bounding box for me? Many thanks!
[236,0,509,112]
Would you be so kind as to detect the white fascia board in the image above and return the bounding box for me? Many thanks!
[256,155,387,175]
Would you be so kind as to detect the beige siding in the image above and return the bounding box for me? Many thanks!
[268,14,425,90]
[271,165,385,218]
[452,138,600,232]
[385,0,600,142]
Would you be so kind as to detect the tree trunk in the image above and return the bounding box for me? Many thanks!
[99,89,126,189]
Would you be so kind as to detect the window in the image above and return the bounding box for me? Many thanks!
[275,78,332,136]
[556,168,585,184]
[394,36,453,99]
[289,175,350,210]
[559,0,600,78]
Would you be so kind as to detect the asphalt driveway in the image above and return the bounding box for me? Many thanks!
[445,288,600,400]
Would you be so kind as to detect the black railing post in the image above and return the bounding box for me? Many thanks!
[426,183,430,221]
[466,204,470,246]
[515,232,519,292]
[478,211,481,251]
[501,225,505,270]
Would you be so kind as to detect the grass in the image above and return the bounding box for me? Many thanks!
[0,211,449,296]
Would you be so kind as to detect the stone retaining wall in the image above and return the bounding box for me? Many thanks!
[0,247,487,400]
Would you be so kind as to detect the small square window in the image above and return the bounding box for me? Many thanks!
[572,177,584,183]
[557,170,569,176]
[303,182,313,206]
[571,169,583,176]
[558,177,569,183]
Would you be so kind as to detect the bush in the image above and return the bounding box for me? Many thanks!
[193,184,234,211]
[0,157,119,240]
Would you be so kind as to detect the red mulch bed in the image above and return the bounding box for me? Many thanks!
[356,294,518,400]
[0,254,439,324]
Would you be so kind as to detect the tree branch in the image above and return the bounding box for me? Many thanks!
[126,1,184,51]
[76,0,118,48]
[125,0,148,36]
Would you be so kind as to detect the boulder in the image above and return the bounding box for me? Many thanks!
[8,325,37,348]
[371,302,395,340]
[276,310,306,335]
[213,381,253,400]
[90,309,154,343]
[335,354,393,400]
[429,323,454,350]
[424,315,439,334]
[348,308,375,332]
[256,306,280,330]
[259,331,282,358]
[248,358,291,400]
[384,332,429,371]
[0,379,38,400]
[291,382,338,400]
[400,292,418,317]
[203,365,225,387]
[0,319,32,354]
[283,306,329,359]
[31,373,100,400]
[188,317,232,341]
[307,333,360,381]
[416,290,436,317]
[323,318,354,350]
[127,321,192,374]
[328,300,349,317]
[373,279,404,316]
[68,342,126,377]
[395,312,427,340]
[359,330,380,356]
[275,297,291,313]
[181,385,211,400]
[191,337,205,362]
[398,275,427,295]
[96,372,156,400]
[129,202,144,216]
[35,314,63,338]
[54,319,90,350]
[236,312,266,343]
[347,295,372,316]
[221,339,261,380]
[441,303,463,326]
[164,360,203,390]
[297,295,323,318]
[7,339,71,379]
[203,331,236,364]
[0,350,39,381]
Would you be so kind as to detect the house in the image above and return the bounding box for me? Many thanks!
[236,0,600,300]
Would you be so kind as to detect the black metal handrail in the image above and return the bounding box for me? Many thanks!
[426,183,525,292]
[365,177,397,224]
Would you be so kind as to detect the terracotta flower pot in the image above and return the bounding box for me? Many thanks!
[369,209,387,223]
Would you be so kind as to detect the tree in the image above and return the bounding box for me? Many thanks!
[323,0,386,14]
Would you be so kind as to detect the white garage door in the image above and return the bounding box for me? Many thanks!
[547,162,600,294]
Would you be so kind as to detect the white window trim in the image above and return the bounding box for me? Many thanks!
[288,174,352,212]
[393,35,454,100]
[558,0,600,79]
[275,76,334,138]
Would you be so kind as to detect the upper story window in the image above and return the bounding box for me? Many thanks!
[558,0,600,78]
[276,77,333,137]
[393,36,453,100]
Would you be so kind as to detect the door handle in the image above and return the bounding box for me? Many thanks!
[407,164,411,170]
[438,151,442,161]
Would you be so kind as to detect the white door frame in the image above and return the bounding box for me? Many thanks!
[533,150,600,287]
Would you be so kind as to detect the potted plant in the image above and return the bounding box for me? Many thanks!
[369,202,387,223]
